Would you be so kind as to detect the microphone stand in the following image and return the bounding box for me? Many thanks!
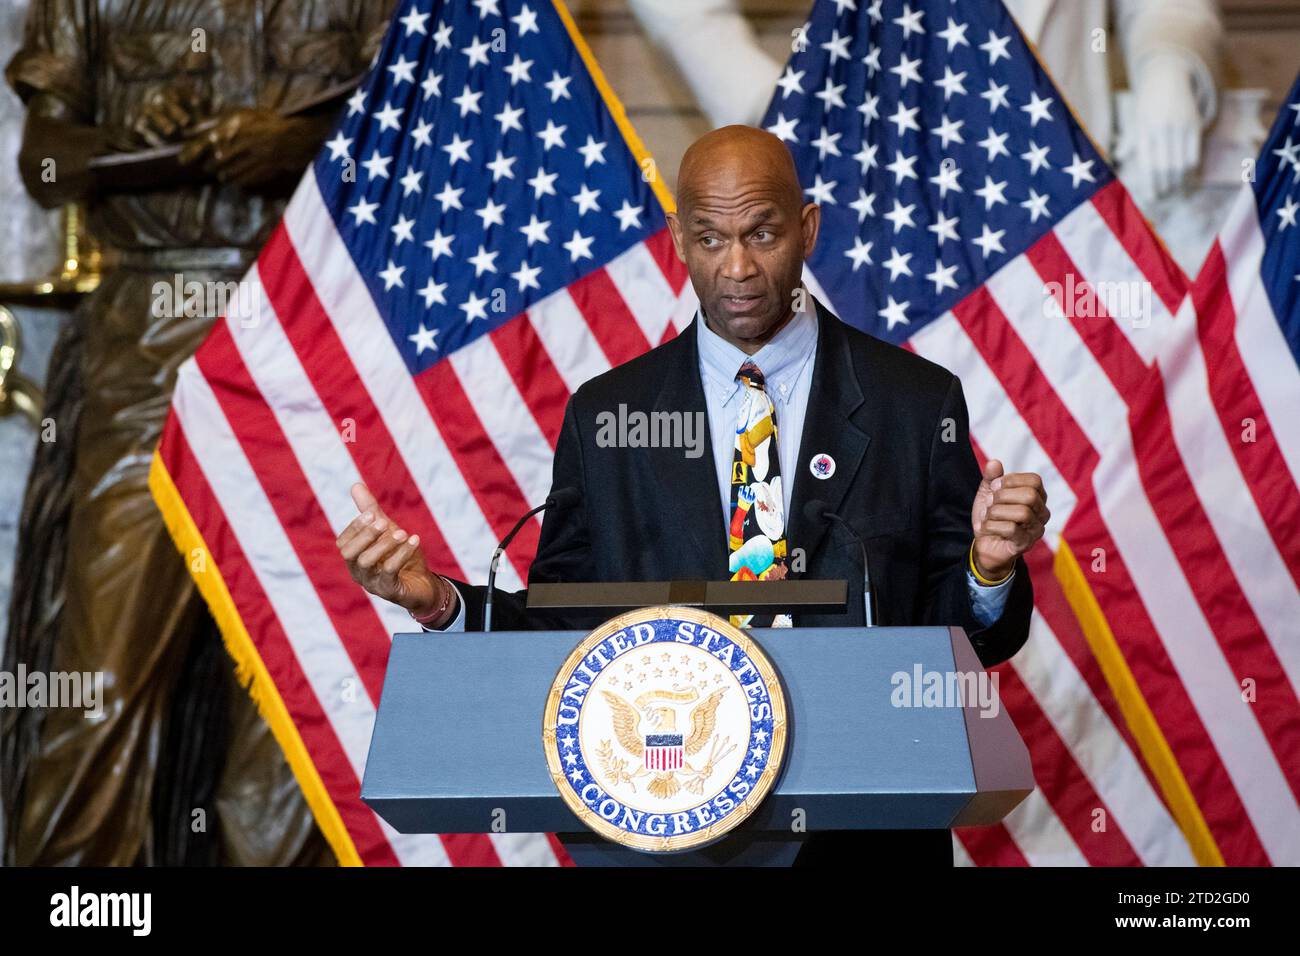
[484,488,579,632]
[805,502,876,628]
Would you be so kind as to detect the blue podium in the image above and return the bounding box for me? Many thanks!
[361,623,1033,866]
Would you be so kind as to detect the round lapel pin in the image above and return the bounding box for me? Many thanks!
[809,452,835,479]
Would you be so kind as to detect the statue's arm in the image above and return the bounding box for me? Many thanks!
[16,93,111,209]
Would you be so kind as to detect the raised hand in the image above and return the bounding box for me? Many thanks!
[970,459,1050,581]
[335,482,451,623]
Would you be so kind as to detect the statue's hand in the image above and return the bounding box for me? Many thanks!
[179,108,326,187]
[1133,52,1204,198]
[122,83,209,149]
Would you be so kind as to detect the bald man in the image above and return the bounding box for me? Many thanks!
[339,127,1047,866]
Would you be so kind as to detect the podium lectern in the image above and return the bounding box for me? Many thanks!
[361,622,1033,866]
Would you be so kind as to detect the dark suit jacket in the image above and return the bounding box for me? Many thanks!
[444,300,1034,865]
[448,299,1032,664]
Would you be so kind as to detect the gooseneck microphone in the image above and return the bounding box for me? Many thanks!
[803,499,876,627]
[483,486,581,632]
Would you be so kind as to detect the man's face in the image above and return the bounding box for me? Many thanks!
[668,162,819,350]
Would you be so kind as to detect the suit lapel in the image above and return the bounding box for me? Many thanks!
[648,319,729,574]
[785,300,871,565]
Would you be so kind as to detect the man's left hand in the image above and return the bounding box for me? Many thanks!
[970,459,1050,580]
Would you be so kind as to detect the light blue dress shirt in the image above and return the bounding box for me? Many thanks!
[433,303,1012,630]
[696,300,818,528]
[695,303,1012,628]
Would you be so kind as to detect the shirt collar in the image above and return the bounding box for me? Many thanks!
[696,296,818,401]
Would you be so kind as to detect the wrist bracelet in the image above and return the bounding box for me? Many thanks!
[969,541,1013,587]
[410,577,455,627]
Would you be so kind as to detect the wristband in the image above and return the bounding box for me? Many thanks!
[410,576,456,627]
[969,541,1013,587]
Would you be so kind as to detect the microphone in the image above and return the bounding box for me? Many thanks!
[803,499,876,627]
[484,486,580,632]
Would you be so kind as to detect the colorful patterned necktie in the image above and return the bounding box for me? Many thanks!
[728,360,792,629]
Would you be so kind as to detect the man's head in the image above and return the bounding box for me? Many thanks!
[667,126,820,354]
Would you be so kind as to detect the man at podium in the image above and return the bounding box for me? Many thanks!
[337,126,1049,865]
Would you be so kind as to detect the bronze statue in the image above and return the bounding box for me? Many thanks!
[2,0,396,865]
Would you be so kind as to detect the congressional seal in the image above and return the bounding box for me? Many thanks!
[542,606,787,852]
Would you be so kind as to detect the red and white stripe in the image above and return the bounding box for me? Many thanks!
[158,167,689,866]
[646,747,684,772]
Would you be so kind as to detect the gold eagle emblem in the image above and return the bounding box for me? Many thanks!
[598,686,736,799]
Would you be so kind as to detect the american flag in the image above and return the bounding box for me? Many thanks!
[1118,72,1300,866]
[763,0,1300,865]
[151,0,690,866]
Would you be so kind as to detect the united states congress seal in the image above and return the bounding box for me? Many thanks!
[542,606,787,852]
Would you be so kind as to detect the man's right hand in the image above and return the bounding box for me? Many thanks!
[336,483,454,624]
